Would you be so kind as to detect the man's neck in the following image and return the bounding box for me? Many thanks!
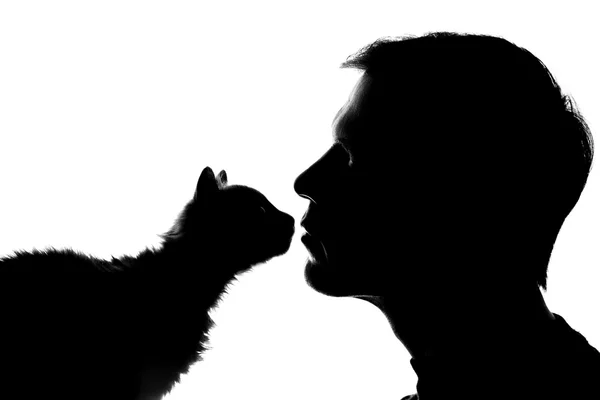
[360,287,558,399]
[358,283,555,359]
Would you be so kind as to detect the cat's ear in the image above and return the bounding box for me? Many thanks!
[195,167,219,200]
[217,170,228,187]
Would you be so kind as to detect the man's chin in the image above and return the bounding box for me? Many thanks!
[303,258,379,297]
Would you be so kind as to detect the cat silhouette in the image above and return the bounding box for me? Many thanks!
[0,167,295,400]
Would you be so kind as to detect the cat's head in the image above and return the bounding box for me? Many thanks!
[168,167,295,267]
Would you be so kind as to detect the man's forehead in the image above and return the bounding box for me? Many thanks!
[332,73,373,144]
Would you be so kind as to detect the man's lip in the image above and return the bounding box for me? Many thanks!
[300,217,321,238]
[300,232,328,261]
[300,231,314,242]
[300,218,308,230]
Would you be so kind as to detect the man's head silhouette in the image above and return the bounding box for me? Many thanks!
[294,32,596,386]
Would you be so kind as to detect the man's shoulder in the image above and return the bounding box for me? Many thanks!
[549,313,600,393]
[552,313,600,362]
[399,314,600,400]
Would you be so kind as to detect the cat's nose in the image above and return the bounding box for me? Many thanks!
[284,214,295,234]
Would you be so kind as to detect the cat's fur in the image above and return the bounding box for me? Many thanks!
[0,167,295,400]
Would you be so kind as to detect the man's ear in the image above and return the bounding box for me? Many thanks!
[217,170,228,187]
[195,167,219,200]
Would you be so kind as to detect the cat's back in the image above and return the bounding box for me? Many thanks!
[0,248,115,274]
[0,248,131,320]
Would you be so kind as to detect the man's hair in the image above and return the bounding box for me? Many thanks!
[340,32,594,290]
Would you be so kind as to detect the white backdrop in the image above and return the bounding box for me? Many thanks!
[1,2,599,399]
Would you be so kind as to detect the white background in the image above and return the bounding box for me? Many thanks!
[1,2,599,399]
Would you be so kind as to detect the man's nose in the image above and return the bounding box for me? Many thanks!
[293,166,315,203]
[294,144,348,203]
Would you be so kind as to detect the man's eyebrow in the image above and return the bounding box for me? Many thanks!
[331,107,350,144]
[331,106,344,129]
[332,125,352,157]
[333,134,350,148]
[332,129,350,148]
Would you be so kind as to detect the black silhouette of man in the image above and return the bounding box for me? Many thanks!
[294,32,600,399]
